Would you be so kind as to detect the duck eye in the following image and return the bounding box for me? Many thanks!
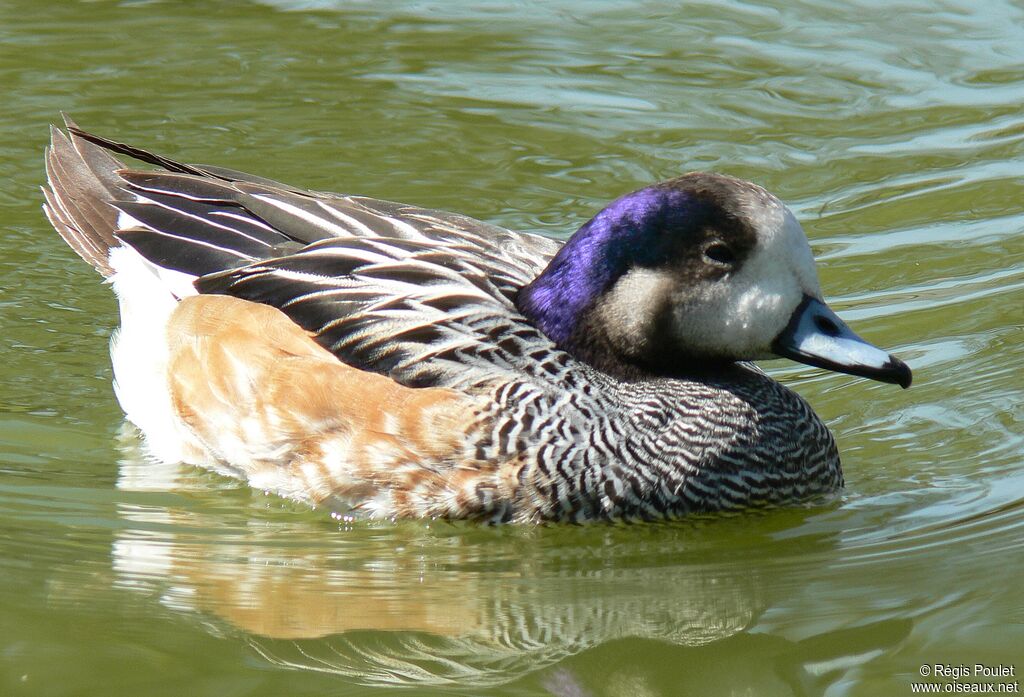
[704,243,735,265]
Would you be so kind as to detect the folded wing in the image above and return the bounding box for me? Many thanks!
[44,121,568,390]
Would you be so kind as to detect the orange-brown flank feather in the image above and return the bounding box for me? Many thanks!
[165,295,508,518]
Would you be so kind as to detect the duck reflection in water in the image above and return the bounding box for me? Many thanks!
[110,429,910,695]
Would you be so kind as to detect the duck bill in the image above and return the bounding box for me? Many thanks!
[771,295,912,388]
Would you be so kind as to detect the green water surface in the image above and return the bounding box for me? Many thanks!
[1,1,1022,695]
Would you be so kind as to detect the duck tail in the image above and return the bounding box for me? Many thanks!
[42,114,134,277]
[42,117,301,280]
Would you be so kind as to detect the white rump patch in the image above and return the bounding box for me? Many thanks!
[107,246,198,463]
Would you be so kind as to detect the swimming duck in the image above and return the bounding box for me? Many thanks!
[42,119,911,523]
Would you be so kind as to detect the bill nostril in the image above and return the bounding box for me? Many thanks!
[814,315,841,337]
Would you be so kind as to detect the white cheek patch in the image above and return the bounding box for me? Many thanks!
[669,198,822,360]
[672,274,797,360]
[730,282,791,334]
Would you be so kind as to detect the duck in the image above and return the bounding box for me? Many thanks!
[42,118,911,523]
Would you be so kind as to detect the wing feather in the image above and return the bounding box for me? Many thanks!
[194,237,569,389]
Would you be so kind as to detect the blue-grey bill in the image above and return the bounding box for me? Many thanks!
[771,295,912,388]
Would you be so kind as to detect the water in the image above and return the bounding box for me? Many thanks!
[2,1,1022,694]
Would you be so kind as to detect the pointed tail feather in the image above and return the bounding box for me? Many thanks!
[42,115,128,276]
[42,117,299,279]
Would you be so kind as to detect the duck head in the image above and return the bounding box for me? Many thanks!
[516,172,911,388]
